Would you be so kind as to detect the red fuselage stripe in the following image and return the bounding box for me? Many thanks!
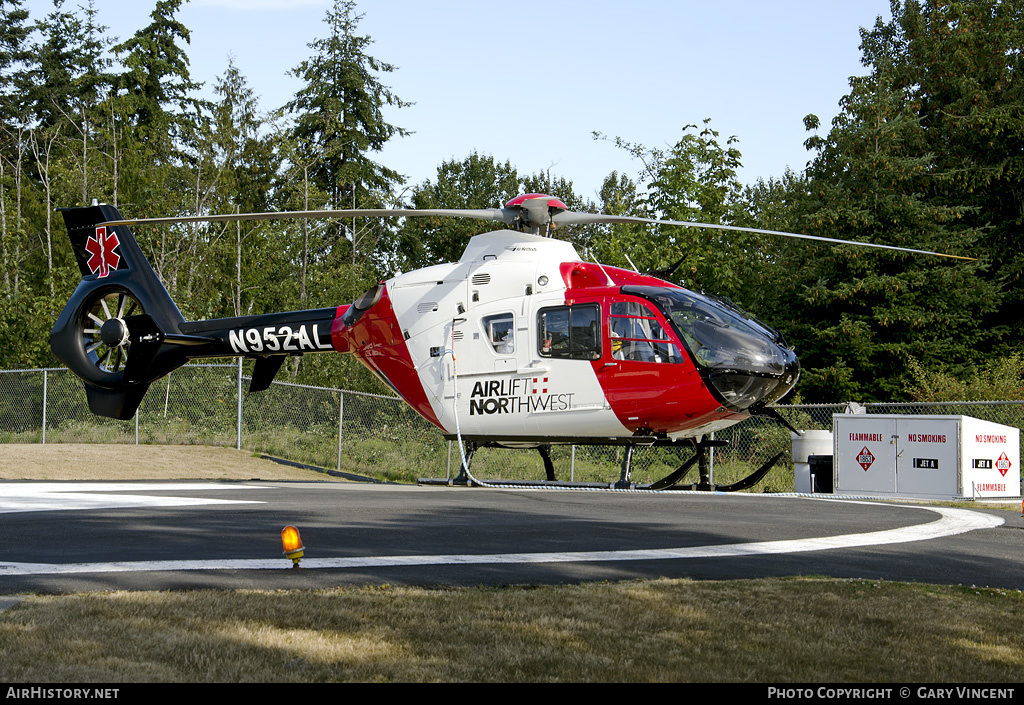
[332,288,443,429]
[560,261,743,434]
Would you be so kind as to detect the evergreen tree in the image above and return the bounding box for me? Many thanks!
[734,170,809,318]
[897,0,1024,351]
[112,0,200,138]
[283,0,408,267]
[0,0,31,305]
[0,0,30,121]
[20,0,79,129]
[768,2,1000,402]
[205,59,284,319]
[111,0,201,217]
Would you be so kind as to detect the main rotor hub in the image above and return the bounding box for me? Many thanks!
[504,193,568,234]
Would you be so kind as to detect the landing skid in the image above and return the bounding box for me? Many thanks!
[418,437,786,492]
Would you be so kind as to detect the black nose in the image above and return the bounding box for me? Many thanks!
[763,349,801,405]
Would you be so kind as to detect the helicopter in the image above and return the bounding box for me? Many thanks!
[49,194,971,491]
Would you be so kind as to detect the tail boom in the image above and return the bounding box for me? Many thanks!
[51,203,349,419]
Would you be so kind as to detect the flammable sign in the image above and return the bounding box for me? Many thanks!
[996,452,1012,477]
[856,446,876,472]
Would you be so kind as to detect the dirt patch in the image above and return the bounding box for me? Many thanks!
[0,444,350,482]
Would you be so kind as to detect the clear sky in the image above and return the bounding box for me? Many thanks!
[21,0,894,202]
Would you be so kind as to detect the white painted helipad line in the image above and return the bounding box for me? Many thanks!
[0,505,1002,577]
[0,482,268,514]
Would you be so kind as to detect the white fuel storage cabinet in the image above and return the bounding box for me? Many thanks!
[833,414,1020,500]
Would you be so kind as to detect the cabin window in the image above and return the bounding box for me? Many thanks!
[483,313,515,354]
[609,301,684,363]
[538,304,601,360]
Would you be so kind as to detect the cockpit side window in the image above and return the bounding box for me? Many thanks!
[609,301,684,363]
[538,304,601,360]
[482,313,515,355]
[623,285,788,376]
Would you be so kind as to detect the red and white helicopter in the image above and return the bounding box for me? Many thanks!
[50,195,970,490]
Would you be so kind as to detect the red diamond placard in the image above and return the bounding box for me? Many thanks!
[856,446,875,471]
[996,452,1012,477]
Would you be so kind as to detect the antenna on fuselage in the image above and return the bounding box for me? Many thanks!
[588,251,616,286]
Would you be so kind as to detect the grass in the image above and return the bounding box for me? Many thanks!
[19,416,1023,493]
[4,408,812,489]
[1,578,1022,682]
[1,443,1021,683]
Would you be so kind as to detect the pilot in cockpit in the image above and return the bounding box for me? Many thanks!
[490,316,515,354]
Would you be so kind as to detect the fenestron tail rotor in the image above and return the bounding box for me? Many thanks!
[81,288,142,377]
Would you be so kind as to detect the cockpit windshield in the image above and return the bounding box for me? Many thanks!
[622,285,790,377]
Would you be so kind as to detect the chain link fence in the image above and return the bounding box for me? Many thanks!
[2,365,1023,490]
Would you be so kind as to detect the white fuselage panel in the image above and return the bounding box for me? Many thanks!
[388,231,628,438]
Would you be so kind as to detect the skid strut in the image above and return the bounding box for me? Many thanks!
[616,445,636,488]
[451,441,556,486]
[636,437,725,490]
[641,438,785,492]
[426,436,784,492]
[451,441,477,485]
[538,445,556,481]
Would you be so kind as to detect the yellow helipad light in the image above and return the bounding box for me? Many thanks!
[281,525,305,568]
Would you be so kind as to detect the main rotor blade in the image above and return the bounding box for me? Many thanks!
[100,208,514,228]
[552,211,976,261]
[100,205,974,261]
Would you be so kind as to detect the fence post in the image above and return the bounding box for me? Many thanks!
[41,369,47,445]
[336,391,344,471]
[236,359,243,450]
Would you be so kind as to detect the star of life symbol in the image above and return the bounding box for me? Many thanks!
[996,452,1012,477]
[531,377,548,394]
[85,226,121,278]
[856,446,875,471]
